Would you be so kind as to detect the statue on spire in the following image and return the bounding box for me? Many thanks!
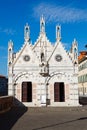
[40,15,45,33]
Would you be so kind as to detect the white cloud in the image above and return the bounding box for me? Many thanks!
[0,46,7,50]
[0,28,16,35]
[33,3,87,23]
[0,47,7,60]
[3,28,16,35]
[0,46,6,50]
[0,56,7,59]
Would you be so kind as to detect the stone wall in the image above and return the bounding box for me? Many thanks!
[0,96,13,113]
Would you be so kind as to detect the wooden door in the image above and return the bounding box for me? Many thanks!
[54,82,60,102]
[60,82,65,102]
[22,82,28,102]
[54,82,65,102]
[22,82,32,102]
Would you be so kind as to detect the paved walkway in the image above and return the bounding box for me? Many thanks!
[0,106,87,130]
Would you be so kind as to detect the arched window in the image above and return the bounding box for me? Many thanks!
[41,22,44,32]
[41,52,44,62]
[74,48,77,59]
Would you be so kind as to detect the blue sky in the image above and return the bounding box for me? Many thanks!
[0,0,87,76]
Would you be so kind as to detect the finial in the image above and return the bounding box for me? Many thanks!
[74,38,76,43]
[73,38,77,46]
[8,39,13,46]
[40,15,45,33]
[56,25,61,42]
[24,23,30,42]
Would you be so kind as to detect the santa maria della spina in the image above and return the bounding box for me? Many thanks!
[8,16,79,107]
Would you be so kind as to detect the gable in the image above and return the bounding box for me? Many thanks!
[32,33,53,62]
[13,43,39,67]
[48,42,73,67]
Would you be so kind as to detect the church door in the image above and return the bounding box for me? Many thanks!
[22,82,32,102]
[54,82,65,102]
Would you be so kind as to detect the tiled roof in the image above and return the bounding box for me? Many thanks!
[78,51,87,62]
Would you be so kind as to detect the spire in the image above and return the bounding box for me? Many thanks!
[56,25,61,42]
[24,23,30,42]
[73,38,77,46]
[74,38,76,42]
[40,15,45,33]
[72,38,78,64]
[8,40,13,65]
[8,40,13,50]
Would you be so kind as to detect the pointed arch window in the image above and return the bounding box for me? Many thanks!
[41,52,44,62]
[74,48,77,59]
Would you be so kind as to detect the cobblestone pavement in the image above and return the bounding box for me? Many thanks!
[1,106,87,130]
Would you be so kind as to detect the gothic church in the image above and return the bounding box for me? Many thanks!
[8,16,79,106]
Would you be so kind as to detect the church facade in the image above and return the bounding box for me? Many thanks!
[8,16,79,106]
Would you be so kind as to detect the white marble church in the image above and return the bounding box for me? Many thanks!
[8,16,79,107]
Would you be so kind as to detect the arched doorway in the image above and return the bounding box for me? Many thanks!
[22,82,32,102]
[54,82,65,102]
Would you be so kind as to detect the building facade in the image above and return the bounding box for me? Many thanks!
[8,16,79,106]
[78,51,87,97]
